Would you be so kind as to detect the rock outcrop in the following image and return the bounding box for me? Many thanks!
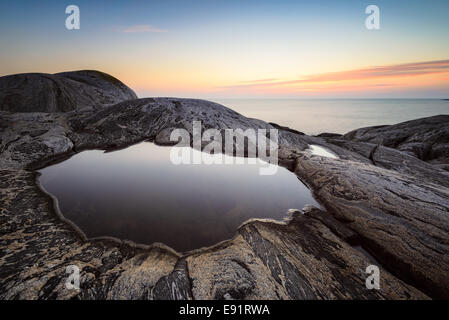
[0,70,137,113]
[342,115,449,165]
[1,71,448,300]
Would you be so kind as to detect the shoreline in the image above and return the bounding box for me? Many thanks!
[1,71,448,300]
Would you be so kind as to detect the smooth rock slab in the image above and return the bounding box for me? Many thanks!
[1,71,447,299]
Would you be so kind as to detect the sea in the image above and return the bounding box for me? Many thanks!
[212,99,449,135]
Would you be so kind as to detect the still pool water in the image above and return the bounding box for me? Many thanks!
[38,142,318,252]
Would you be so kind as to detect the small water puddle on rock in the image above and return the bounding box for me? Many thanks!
[38,142,319,252]
[308,144,339,159]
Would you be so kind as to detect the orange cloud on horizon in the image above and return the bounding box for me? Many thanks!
[217,59,449,95]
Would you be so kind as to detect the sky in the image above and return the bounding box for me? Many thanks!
[0,0,448,98]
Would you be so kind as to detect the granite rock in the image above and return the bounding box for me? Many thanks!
[0,70,137,113]
[1,71,448,300]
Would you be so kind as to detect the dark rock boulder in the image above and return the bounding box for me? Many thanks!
[269,122,305,135]
[315,132,342,138]
[342,115,449,164]
[0,70,137,113]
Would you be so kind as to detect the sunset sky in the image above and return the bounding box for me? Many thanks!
[1,0,448,98]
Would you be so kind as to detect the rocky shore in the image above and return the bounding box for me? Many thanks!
[1,71,448,299]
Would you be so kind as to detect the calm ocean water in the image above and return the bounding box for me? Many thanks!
[213,99,449,135]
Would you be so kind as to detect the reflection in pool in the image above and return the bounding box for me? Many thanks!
[38,142,319,252]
